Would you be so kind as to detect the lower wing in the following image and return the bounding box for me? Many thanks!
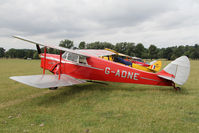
[10,74,86,88]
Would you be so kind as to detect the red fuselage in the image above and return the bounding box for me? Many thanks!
[40,53,172,86]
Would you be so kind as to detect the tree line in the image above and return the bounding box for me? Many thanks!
[0,39,199,60]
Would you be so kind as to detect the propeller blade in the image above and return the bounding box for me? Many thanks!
[36,44,41,54]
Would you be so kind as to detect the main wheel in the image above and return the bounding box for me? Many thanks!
[49,87,58,90]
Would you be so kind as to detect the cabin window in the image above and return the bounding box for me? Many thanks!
[79,56,87,64]
[67,53,79,62]
[62,52,68,59]
[62,52,88,65]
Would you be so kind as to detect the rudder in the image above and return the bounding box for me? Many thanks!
[157,56,190,85]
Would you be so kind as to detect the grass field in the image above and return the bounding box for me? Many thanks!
[0,59,199,133]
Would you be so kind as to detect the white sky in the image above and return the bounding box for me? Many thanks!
[0,0,199,50]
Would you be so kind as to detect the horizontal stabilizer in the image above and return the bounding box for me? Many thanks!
[157,56,190,85]
[10,74,86,88]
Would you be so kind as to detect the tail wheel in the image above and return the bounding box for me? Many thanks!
[172,82,181,91]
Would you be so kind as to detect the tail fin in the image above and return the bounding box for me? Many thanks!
[157,56,190,85]
[148,60,162,72]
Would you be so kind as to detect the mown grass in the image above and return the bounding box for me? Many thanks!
[0,59,199,133]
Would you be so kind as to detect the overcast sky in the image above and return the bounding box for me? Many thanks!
[0,0,199,50]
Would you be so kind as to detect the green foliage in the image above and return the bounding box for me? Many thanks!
[86,42,114,49]
[79,41,86,49]
[5,49,36,59]
[59,39,74,49]
[1,40,199,60]
[157,48,164,58]
[125,43,136,56]
[114,42,136,56]
[163,47,173,60]
[148,45,158,59]
[0,47,5,57]
[190,44,199,59]
[135,43,145,58]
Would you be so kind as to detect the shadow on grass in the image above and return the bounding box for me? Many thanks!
[37,82,189,107]
[38,82,110,106]
[109,82,189,94]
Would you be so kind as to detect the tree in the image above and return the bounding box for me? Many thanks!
[114,42,135,56]
[26,50,34,58]
[190,50,199,59]
[0,47,5,57]
[190,44,199,59]
[5,49,36,59]
[6,48,16,58]
[135,43,145,58]
[79,41,86,49]
[157,48,164,59]
[148,44,158,59]
[102,42,114,49]
[175,46,185,57]
[59,39,74,49]
[86,42,114,49]
[163,47,173,60]
[184,45,191,57]
[125,43,136,56]
[114,42,128,54]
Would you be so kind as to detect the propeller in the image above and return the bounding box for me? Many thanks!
[36,44,41,54]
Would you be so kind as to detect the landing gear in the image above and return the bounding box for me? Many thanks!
[172,82,181,91]
[49,87,58,90]
[175,87,181,91]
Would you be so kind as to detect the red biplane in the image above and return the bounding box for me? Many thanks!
[10,36,190,90]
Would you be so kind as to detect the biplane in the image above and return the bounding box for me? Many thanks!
[10,36,190,90]
[102,48,162,73]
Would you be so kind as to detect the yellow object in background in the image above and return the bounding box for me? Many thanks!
[132,63,153,72]
[132,60,162,72]
[100,53,162,73]
[101,56,113,61]
[147,61,162,72]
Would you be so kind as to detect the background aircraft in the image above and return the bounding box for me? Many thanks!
[103,48,162,73]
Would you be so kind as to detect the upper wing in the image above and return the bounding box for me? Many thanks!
[76,49,115,57]
[13,35,88,57]
[13,36,115,57]
[10,74,86,88]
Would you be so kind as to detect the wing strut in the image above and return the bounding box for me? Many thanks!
[59,50,62,80]
[43,47,47,74]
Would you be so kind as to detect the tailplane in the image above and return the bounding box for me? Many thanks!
[157,56,190,85]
